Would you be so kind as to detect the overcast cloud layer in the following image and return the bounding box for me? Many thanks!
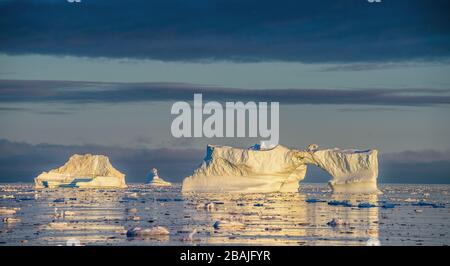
[1,0,449,62]
[1,79,450,106]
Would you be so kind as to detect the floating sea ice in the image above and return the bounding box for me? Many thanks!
[126,226,170,237]
[196,202,216,211]
[121,197,138,202]
[380,203,396,209]
[412,201,436,207]
[2,217,21,223]
[46,222,71,230]
[64,211,76,216]
[0,208,16,215]
[18,197,33,201]
[326,218,347,227]
[404,198,416,202]
[305,198,326,203]
[206,202,215,211]
[127,208,138,214]
[128,192,139,198]
[156,198,171,202]
[181,228,198,242]
[328,200,352,207]
[357,202,376,208]
[127,215,140,221]
[213,220,245,230]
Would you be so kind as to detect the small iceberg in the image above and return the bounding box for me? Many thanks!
[146,168,172,187]
[412,201,444,208]
[326,218,347,227]
[126,226,170,237]
[305,198,326,203]
[0,208,18,215]
[328,200,352,207]
[213,220,245,230]
[357,202,376,208]
[380,203,396,209]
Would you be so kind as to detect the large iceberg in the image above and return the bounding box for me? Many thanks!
[182,144,378,193]
[35,154,127,189]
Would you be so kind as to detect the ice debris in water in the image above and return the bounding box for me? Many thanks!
[328,200,352,207]
[412,201,445,208]
[196,202,215,211]
[213,220,245,230]
[305,198,326,203]
[326,218,347,227]
[0,208,17,215]
[3,217,21,223]
[126,226,170,237]
[357,202,376,208]
[380,203,396,209]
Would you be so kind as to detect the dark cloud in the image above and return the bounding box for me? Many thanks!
[319,61,450,72]
[1,79,450,106]
[378,150,450,184]
[382,149,450,163]
[337,107,404,112]
[0,139,449,184]
[0,0,449,62]
[0,106,71,115]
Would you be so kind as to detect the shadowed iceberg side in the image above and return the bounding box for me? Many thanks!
[34,154,127,189]
[182,144,378,193]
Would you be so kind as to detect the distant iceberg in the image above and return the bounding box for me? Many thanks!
[34,154,127,189]
[146,168,172,187]
[182,144,378,193]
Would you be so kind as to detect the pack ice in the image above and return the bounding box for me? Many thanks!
[35,154,127,189]
[182,144,378,193]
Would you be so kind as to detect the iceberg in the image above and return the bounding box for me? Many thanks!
[34,154,127,189]
[146,168,172,186]
[182,145,307,193]
[182,144,378,193]
[300,148,379,193]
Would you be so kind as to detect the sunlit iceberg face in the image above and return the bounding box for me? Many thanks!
[182,144,379,193]
[34,154,127,189]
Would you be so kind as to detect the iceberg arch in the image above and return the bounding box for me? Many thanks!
[182,144,378,193]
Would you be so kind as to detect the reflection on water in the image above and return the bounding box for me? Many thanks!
[0,183,448,246]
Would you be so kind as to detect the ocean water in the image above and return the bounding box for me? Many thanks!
[0,183,448,246]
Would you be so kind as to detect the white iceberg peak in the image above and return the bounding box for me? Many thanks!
[146,168,172,186]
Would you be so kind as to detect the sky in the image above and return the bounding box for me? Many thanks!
[0,0,449,183]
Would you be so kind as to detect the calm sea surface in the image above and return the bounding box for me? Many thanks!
[0,183,449,246]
